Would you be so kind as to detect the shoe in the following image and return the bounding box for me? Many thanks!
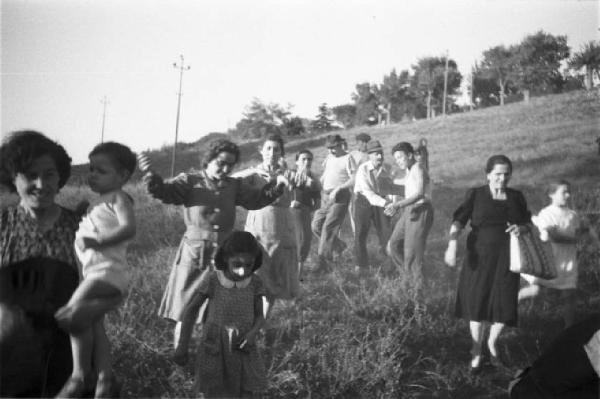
[172,348,189,366]
[95,375,123,398]
[469,354,483,375]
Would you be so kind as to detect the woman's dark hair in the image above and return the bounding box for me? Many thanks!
[0,130,72,192]
[89,141,136,177]
[391,142,414,155]
[295,149,313,160]
[214,231,263,273]
[201,139,240,168]
[262,134,285,157]
[546,179,571,196]
[485,154,513,174]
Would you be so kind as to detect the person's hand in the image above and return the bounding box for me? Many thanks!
[275,174,290,188]
[506,223,526,236]
[294,169,308,187]
[236,330,257,353]
[444,240,457,267]
[137,153,153,175]
[328,187,339,201]
[384,202,398,217]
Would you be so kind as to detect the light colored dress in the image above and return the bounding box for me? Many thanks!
[194,270,267,397]
[524,204,580,289]
[75,190,132,294]
[238,164,301,300]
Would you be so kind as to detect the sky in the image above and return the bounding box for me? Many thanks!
[2,0,598,164]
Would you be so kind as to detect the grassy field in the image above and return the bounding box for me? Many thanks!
[3,89,600,398]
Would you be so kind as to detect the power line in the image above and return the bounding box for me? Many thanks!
[171,55,191,177]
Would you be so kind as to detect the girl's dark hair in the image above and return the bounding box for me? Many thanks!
[295,149,313,160]
[214,231,263,273]
[0,130,72,192]
[485,154,512,174]
[89,141,136,176]
[202,139,240,169]
[391,142,414,155]
[547,179,571,196]
[262,134,285,157]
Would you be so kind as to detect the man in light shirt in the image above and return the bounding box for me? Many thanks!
[353,140,398,270]
[385,142,434,286]
[311,134,357,269]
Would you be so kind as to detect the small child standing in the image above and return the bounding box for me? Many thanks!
[187,231,267,398]
[55,142,137,398]
[519,180,599,328]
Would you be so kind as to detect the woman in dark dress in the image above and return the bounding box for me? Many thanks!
[444,155,531,371]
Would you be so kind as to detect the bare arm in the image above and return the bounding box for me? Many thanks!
[80,191,136,250]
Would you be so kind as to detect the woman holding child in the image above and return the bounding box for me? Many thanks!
[0,131,80,397]
[444,155,531,372]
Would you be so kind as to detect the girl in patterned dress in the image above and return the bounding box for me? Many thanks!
[518,180,600,328]
[55,142,137,398]
[187,231,268,398]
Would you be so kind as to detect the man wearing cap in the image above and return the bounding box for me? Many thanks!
[312,134,357,269]
[353,140,397,270]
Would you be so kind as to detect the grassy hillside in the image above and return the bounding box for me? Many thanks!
[2,90,600,398]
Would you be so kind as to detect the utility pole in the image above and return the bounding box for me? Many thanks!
[470,64,474,112]
[100,96,109,143]
[171,55,191,177]
[442,50,449,116]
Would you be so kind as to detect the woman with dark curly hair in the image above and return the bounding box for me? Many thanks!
[0,130,80,397]
[138,138,288,366]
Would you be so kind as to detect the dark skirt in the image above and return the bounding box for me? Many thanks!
[455,226,519,326]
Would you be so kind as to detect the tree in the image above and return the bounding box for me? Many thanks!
[569,41,600,90]
[233,98,294,138]
[283,116,306,136]
[513,31,570,96]
[479,45,519,106]
[332,104,357,129]
[411,56,462,119]
[375,69,412,123]
[310,103,335,133]
[351,82,379,125]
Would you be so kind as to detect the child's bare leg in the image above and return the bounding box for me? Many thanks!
[55,279,121,397]
[561,289,576,328]
[93,318,112,379]
[56,279,122,333]
[173,302,200,366]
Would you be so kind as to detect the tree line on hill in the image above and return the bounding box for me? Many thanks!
[227,31,600,139]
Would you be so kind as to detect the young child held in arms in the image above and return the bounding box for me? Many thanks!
[187,231,267,398]
[55,142,137,398]
[519,179,599,328]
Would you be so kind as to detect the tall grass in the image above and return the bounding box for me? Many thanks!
[2,90,599,398]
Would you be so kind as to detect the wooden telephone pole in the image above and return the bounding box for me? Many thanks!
[100,96,109,143]
[442,51,449,116]
[171,55,191,177]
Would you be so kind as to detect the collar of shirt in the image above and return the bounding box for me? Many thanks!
[216,270,252,288]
